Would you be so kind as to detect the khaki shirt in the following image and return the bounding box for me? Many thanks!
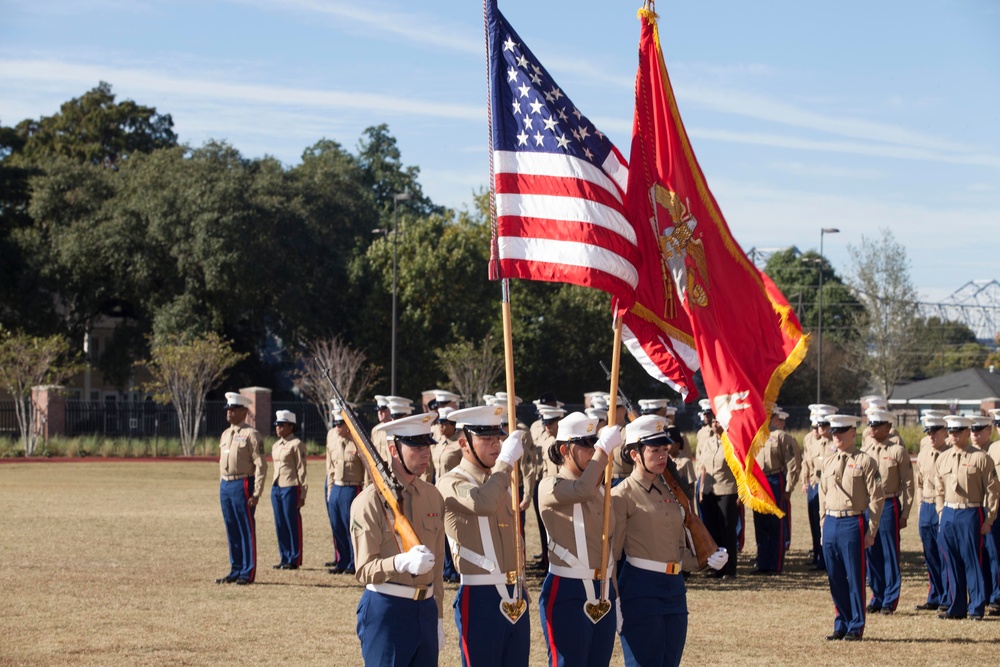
[697,433,737,496]
[919,434,932,453]
[755,429,801,492]
[612,446,635,480]
[933,444,1000,529]
[694,425,711,457]
[350,477,446,617]
[431,433,463,481]
[862,426,905,451]
[802,433,832,486]
[219,423,267,499]
[990,441,1000,470]
[819,447,885,537]
[531,420,559,479]
[861,438,914,520]
[612,470,697,571]
[326,429,368,492]
[438,458,518,576]
[671,454,697,488]
[915,444,947,503]
[538,457,615,570]
[271,437,307,500]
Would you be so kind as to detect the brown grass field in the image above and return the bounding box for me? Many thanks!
[0,460,996,666]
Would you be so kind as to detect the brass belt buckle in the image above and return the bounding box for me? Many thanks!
[505,571,517,586]
[665,562,681,575]
[413,587,428,601]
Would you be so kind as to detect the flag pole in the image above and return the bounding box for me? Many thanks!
[501,279,526,604]
[596,312,624,592]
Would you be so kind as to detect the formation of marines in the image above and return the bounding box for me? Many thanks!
[213,387,1000,664]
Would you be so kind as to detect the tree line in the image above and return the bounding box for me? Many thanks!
[1,83,994,449]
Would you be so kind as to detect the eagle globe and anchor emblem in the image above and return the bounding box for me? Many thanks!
[649,183,710,313]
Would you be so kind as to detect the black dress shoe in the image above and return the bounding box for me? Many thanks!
[283,563,299,570]
[825,632,845,641]
[273,563,286,569]
[880,607,894,615]
[866,603,882,613]
[749,569,773,576]
[328,567,344,574]
[843,634,862,641]
[235,578,251,585]
[324,561,337,567]
[344,566,355,574]
[988,605,1000,616]
[968,615,984,621]
[914,603,939,611]
[938,612,966,620]
[215,575,238,584]
[808,564,825,571]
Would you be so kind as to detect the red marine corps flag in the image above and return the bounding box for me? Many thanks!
[625,3,808,515]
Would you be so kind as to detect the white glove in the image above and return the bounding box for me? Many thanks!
[707,547,728,571]
[497,430,524,467]
[595,425,623,456]
[393,544,436,576]
[437,618,445,650]
[615,597,623,634]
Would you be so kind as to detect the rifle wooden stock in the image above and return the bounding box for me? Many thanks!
[612,382,718,570]
[321,369,421,552]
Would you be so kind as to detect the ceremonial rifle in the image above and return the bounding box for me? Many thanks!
[600,362,718,570]
[320,366,421,552]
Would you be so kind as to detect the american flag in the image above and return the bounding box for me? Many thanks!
[486,0,637,307]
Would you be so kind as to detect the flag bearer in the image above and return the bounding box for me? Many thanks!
[438,405,530,666]
[270,410,307,570]
[860,408,913,614]
[913,415,949,611]
[933,415,1000,620]
[750,408,800,574]
[820,414,884,641]
[613,415,728,667]
[326,402,367,574]
[351,412,446,666]
[537,412,622,667]
[697,413,739,579]
[216,392,267,585]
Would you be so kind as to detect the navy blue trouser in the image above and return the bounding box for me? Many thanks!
[619,561,688,667]
[866,496,901,610]
[986,516,1000,605]
[538,574,615,667]
[220,477,257,581]
[753,473,786,572]
[328,483,360,570]
[357,589,438,666]
[271,484,302,567]
[454,584,530,667]
[807,484,824,567]
[940,506,987,617]
[822,514,867,636]
[918,501,948,607]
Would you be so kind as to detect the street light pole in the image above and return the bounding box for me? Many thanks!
[391,191,411,395]
[816,227,840,403]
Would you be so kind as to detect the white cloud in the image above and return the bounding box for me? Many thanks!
[766,161,886,180]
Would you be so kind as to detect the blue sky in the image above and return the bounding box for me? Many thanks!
[2,0,997,304]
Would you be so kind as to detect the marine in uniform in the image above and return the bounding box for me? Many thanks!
[913,415,948,611]
[216,392,267,585]
[697,413,739,578]
[370,395,394,466]
[933,415,1000,620]
[537,412,622,667]
[860,408,913,614]
[665,425,696,502]
[918,410,950,453]
[613,415,728,667]
[270,410,307,570]
[751,408,801,575]
[351,412,446,666]
[434,406,467,584]
[529,401,565,571]
[801,405,836,570]
[326,402,368,574]
[986,408,1000,615]
[819,414,884,640]
[438,405,530,667]
[970,415,997,605]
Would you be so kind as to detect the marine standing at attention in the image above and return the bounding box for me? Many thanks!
[613,415,728,667]
[325,401,367,575]
[270,410,307,570]
[819,414,884,641]
[351,412,446,666]
[216,392,267,585]
[438,405,531,666]
[537,411,622,667]
[913,415,949,612]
